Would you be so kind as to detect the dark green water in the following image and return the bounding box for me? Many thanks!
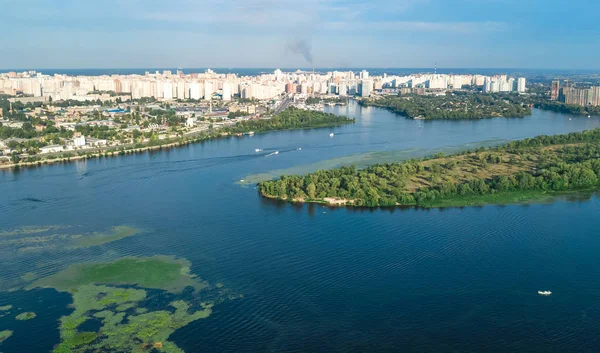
[2,103,600,352]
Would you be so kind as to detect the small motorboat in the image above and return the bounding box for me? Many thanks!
[273,151,279,155]
[588,115,592,118]
[297,147,302,150]
[255,148,262,153]
[538,290,552,296]
[329,133,334,137]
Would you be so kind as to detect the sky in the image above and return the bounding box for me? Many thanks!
[1,0,599,69]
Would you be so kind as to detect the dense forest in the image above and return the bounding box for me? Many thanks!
[360,93,532,120]
[223,107,354,134]
[258,129,600,208]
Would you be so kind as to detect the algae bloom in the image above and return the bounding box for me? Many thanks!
[29,255,223,353]
[31,255,206,293]
[0,329,13,344]
[15,312,37,321]
[71,225,141,248]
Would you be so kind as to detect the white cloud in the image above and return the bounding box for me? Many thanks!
[323,20,508,33]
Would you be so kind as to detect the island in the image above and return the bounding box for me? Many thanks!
[258,128,600,208]
[359,93,531,120]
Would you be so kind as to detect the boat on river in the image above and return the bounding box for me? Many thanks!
[538,290,552,296]
[255,148,262,153]
[329,133,334,137]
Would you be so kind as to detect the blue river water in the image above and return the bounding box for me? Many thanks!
[2,104,600,352]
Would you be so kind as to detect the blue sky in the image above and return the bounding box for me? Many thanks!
[1,0,599,69]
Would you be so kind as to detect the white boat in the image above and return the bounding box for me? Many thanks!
[569,118,572,121]
[538,290,552,296]
[329,133,334,137]
[588,115,592,118]
[273,151,279,155]
[297,147,302,151]
[247,131,255,136]
[255,148,262,153]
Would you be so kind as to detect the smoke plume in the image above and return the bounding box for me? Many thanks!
[286,38,313,65]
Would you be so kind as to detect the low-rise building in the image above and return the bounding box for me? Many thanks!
[40,145,64,154]
[73,136,86,147]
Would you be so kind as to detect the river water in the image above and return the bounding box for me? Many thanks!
[2,103,600,352]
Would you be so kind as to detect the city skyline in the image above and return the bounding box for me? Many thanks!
[2,0,599,70]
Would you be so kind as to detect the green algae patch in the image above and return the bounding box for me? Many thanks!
[0,225,66,237]
[0,329,13,344]
[32,256,207,293]
[52,284,214,353]
[72,226,141,248]
[15,312,36,321]
[0,305,12,311]
[19,255,235,353]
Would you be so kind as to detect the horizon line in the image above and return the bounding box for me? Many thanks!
[2,67,600,71]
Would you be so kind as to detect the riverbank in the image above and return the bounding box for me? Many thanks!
[0,108,354,170]
[261,189,597,209]
[258,128,600,209]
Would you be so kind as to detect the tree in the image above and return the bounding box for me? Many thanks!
[11,152,20,164]
[306,183,316,199]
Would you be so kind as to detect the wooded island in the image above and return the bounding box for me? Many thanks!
[258,129,600,208]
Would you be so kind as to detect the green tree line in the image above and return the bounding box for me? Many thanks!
[258,128,600,207]
[360,93,531,120]
[223,107,354,134]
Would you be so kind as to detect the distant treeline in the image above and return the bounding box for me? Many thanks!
[223,107,354,134]
[360,93,531,120]
[535,101,600,116]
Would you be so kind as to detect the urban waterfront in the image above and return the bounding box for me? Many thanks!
[2,103,600,352]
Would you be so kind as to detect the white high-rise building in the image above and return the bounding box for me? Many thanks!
[517,78,526,92]
[176,82,186,99]
[274,69,283,81]
[163,82,173,100]
[190,83,201,100]
[360,79,372,97]
[360,70,369,80]
[338,82,347,96]
[508,78,515,92]
[204,81,213,100]
[222,82,232,101]
[490,81,499,93]
[483,78,492,93]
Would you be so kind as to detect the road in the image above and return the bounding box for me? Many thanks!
[272,97,291,115]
